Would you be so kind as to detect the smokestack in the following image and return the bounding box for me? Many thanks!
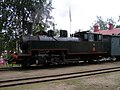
[93,25,99,32]
[60,30,68,37]
[109,23,113,30]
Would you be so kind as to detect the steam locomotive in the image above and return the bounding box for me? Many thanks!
[16,30,120,67]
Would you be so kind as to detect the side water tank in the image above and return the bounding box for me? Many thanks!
[60,30,68,37]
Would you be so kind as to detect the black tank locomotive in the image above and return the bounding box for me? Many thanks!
[17,30,120,67]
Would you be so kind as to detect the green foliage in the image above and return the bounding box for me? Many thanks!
[91,16,116,30]
[0,0,53,51]
[96,16,108,30]
[116,25,120,28]
[33,23,44,35]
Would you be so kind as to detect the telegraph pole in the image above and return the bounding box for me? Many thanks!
[69,4,72,35]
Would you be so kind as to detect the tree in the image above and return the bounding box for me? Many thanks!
[116,25,120,28]
[96,16,108,30]
[32,0,54,34]
[90,16,116,31]
[0,0,53,51]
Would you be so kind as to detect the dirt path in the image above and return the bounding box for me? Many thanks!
[0,71,120,90]
[0,61,120,81]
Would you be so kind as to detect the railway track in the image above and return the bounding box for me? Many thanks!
[0,66,120,88]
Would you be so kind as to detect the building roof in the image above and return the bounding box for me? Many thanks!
[94,28,120,35]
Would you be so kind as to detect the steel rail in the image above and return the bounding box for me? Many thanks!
[0,66,120,88]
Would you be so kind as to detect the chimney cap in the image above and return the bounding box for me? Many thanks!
[93,25,99,32]
[109,23,113,30]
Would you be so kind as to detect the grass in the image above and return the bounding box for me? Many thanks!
[0,64,20,68]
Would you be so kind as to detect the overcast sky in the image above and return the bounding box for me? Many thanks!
[51,0,120,34]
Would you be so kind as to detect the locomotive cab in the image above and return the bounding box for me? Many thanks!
[74,31,102,41]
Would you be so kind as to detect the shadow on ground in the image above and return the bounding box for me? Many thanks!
[0,60,118,72]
